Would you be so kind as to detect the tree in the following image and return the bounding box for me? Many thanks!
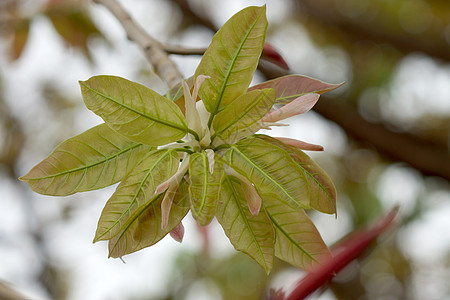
[1,0,449,299]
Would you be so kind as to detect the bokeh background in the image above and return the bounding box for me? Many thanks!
[1,0,449,299]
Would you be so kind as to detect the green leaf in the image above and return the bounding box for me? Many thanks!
[94,149,180,242]
[212,88,275,143]
[195,6,268,117]
[223,135,310,209]
[80,75,189,146]
[264,197,331,271]
[255,135,336,214]
[108,180,190,258]
[217,175,275,273]
[20,123,151,196]
[189,151,224,226]
[248,75,343,104]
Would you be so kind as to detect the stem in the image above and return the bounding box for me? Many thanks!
[186,128,200,141]
[173,148,194,155]
[207,113,215,128]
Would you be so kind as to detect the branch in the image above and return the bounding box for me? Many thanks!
[93,0,183,87]
[298,0,450,62]
[162,43,205,56]
[0,281,27,300]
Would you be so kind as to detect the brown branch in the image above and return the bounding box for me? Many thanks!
[171,0,217,32]
[0,281,28,300]
[93,0,183,87]
[162,43,205,55]
[298,0,450,62]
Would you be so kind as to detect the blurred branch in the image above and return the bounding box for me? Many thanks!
[312,94,450,180]
[93,0,183,87]
[171,0,217,32]
[0,281,27,300]
[171,0,450,180]
[298,0,450,61]
[162,43,205,55]
[270,208,398,300]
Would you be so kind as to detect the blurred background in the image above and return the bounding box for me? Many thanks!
[0,0,449,299]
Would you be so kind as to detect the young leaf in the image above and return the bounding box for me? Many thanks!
[274,137,324,151]
[195,6,268,117]
[212,88,276,143]
[20,123,151,196]
[108,180,190,258]
[261,43,289,70]
[224,135,310,209]
[263,197,331,271]
[94,149,180,242]
[261,93,320,123]
[256,135,336,214]
[248,75,343,104]
[189,151,224,226]
[217,175,275,273]
[80,75,189,146]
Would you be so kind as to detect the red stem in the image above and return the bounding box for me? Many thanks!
[281,208,398,300]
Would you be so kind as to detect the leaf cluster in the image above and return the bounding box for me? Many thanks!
[20,6,341,274]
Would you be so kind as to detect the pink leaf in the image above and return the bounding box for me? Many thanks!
[225,167,262,215]
[274,137,324,151]
[243,182,262,216]
[248,75,343,104]
[161,184,176,229]
[261,43,289,70]
[192,75,210,101]
[261,93,320,123]
[155,156,190,195]
[170,222,185,243]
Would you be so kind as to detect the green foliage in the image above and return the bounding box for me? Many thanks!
[80,76,190,145]
[20,123,152,196]
[194,6,267,121]
[20,6,340,273]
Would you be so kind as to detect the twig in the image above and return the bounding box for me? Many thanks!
[0,281,28,300]
[162,43,206,56]
[93,0,183,87]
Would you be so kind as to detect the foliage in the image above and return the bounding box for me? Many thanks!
[20,6,341,274]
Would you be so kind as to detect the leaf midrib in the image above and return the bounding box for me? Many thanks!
[97,150,175,241]
[24,143,144,180]
[81,82,189,133]
[230,145,302,208]
[213,90,269,139]
[197,153,209,213]
[208,10,264,124]
[265,208,317,263]
[225,175,272,271]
